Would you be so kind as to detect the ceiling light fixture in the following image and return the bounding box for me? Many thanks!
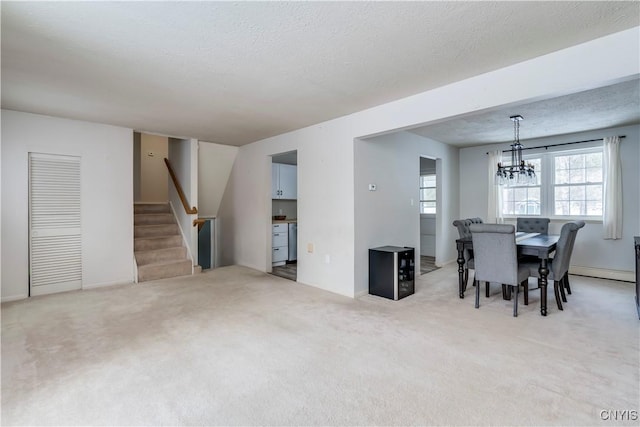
[496,115,536,186]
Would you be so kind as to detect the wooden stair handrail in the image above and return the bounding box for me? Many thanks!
[164,157,198,215]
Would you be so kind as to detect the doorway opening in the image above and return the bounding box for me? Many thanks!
[270,150,298,281]
[419,156,439,275]
[133,132,169,204]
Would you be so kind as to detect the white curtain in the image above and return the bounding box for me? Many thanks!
[487,150,504,224]
[603,136,622,239]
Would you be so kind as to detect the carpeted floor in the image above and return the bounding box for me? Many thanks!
[2,264,638,426]
[273,257,436,280]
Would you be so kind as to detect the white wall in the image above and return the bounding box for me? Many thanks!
[198,141,238,217]
[1,110,133,301]
[217,27,638,298]
[218,125,356,296]
[354,132,458,295]
[0,112,2,296]
[140,133,168,203]
[133,132,141,202]
[459,124,640,277]
[168,138,198,265]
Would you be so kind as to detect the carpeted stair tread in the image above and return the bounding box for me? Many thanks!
[134,235,183,251]
[134,203,171,214]
[135,224,180,238]
[134,213,175,225]
[135,246,188,266]
[133,203,195,282]
[137,259,192,282]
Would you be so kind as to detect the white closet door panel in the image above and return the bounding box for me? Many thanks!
[29,153,82,296]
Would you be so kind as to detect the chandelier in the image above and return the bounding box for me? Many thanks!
[496,115,536,186]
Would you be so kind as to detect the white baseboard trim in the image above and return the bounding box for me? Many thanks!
[2,294,29,303]
[83,279,133,290]
[438,258,458,268]
[133,257,139,284]
[355,289,368,298]
[2,279,133,302]
[295,278,355,299]
[569,266,634,283]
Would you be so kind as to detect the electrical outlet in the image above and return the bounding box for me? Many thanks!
[368,184,377,191]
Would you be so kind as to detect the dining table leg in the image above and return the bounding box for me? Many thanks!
[538,258,549,316]
[457,246,465,299]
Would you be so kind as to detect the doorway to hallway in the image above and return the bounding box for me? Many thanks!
[270,150,298,282]
[419,156,440,275]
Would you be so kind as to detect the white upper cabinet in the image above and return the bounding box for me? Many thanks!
[272,163,297,200]
[271,164,280,199]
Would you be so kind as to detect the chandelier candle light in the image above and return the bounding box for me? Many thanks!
[496,115,537,186]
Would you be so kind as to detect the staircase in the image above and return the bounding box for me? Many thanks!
[134,203,193,282]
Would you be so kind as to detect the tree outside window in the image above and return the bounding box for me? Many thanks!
[502,158,542,215]
[554,151,603,216]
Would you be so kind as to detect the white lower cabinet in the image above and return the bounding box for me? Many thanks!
[272,223,288,266]
[272,247,287,264]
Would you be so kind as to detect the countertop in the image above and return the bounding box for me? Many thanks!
[272,219,297,224]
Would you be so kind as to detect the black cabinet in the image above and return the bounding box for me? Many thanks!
[635,237,639,319]
[369,246,415,300]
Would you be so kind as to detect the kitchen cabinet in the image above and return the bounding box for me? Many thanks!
[272,163,297,199]
[272,223,288,266]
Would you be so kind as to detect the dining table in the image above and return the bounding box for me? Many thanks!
[456,232,560,316]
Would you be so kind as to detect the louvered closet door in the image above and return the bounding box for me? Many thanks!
[29,153,82,296]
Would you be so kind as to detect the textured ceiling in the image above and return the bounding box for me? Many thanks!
[2,2,639,146]
[408,78,640,146]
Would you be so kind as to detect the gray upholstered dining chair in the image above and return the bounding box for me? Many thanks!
[469,223,530,317]
[560,220,585,296]
[517,217,550,234]
[521,221,585,311]
[453,217,483,291]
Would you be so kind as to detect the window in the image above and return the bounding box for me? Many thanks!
[502,158,541,215]
[500,147,603,218]
[420,174,436,214]
[553,151,603,216]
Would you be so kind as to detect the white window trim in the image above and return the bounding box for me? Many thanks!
[420,174,436,215]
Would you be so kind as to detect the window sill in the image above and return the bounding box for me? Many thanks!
[503,215,602,224]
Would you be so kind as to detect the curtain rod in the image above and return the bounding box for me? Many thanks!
[486,135,626,154]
